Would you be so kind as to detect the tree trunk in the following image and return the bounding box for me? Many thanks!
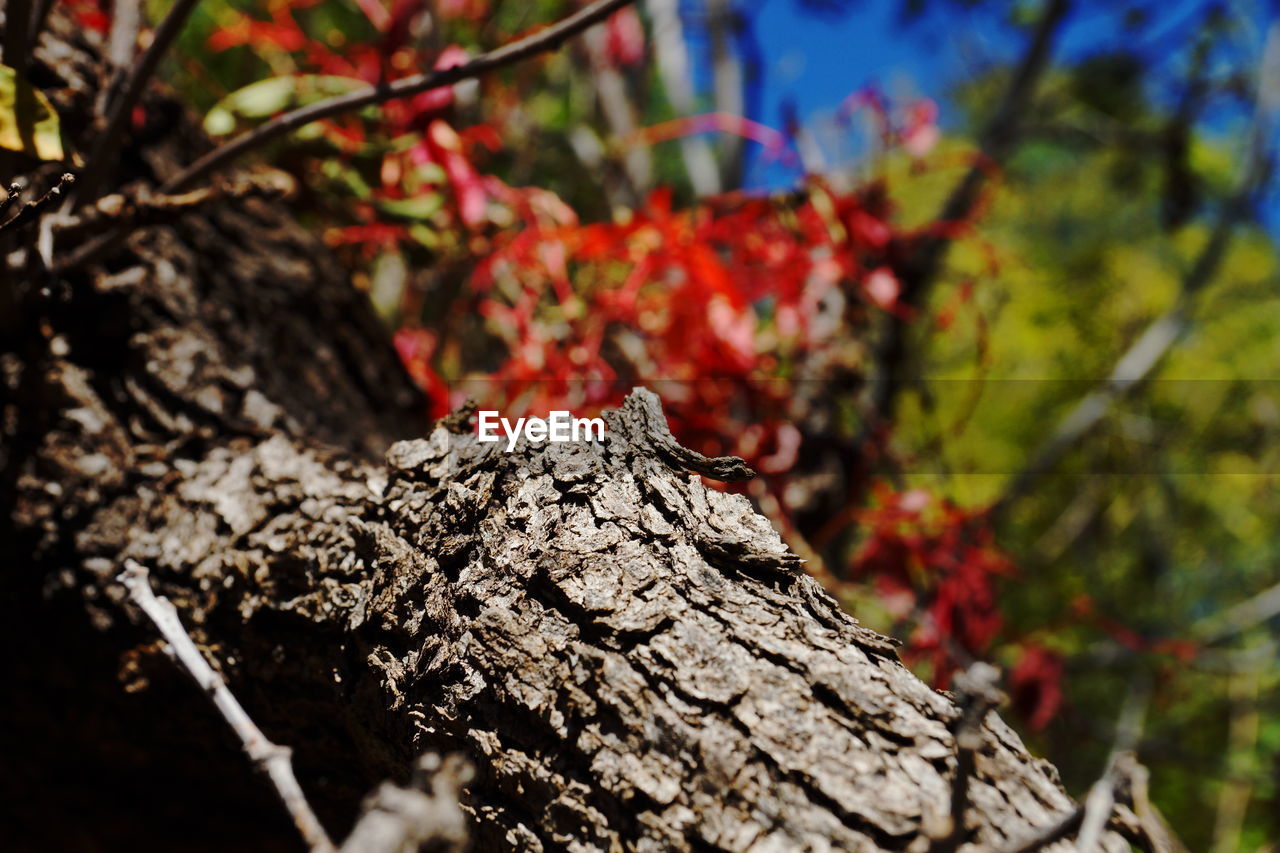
[3,10,1144,853]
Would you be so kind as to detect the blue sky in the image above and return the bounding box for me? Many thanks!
[685,0,1276,233]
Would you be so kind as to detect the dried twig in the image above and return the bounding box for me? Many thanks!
[28,0,56,47]
[3,0,33,76]
[73,0,202,206]
[117,561,337,853]
[162,0,636,194]
[1196,579,1280,644]
[55,174,291,241]
[0,172,74,236]
[339,753,474,853]
[648,0,721,196]
[0,182,21,220]
[914,663,1004,853]
[1002,683,1149,853]
[867,0,1071,429]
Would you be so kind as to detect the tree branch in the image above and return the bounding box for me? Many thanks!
[72,0,202,206]
[54,174,291,241]
[0,181,22,220]
[0,172,74,236]
[1195,579,1280,644]
[649,0,721,196]
[867,0,1071,428]
[1003,683,1147,853]
[916,663,1005,853]
[339,754,473,853]
[27,0,55,47]
[117,561,337,853]
[162,0,637,194]
[3,0,33,76]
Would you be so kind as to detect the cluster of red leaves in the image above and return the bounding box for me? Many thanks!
[851,486,1013,688]
[438,178,910,478]
[1070,595,1200,661]
[64,0,110,33]
[1009,644,1064,731]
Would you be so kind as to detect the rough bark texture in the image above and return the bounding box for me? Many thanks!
[3,9,1144,853]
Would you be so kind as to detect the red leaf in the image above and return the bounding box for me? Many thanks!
[603,7,646,68]
[1010,645,1064,731]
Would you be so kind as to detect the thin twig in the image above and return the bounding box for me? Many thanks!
[73,0,202,206]
[991,22,1278,517]
[0,172,74,236]
[1004,684,1148,853]
[339,754,474,853]
[920,663,1004,853]
[162,0,635,194]
[1076,683,1147,852]
[55,174,291,240]
[1196,579,1280,644]
[868,0,1071,428]
[27,0,56,47]
[118,561,336,853]
[3,0,33,76]
[0,182,21,219]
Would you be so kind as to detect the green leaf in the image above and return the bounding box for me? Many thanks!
[0,64,64,161]
[377,193,445,221]
[204,75,368,135]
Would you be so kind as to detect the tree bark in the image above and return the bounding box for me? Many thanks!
[3,9,1145,853]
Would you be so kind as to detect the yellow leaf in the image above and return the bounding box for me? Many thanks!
[0,63,64,161]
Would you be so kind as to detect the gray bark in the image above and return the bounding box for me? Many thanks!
[2,8,1147,853]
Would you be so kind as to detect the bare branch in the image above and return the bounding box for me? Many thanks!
[73,0,202,206]
[1002,684,1147,853]
[0,181,21,219]
[105,0,144,78]
[1077,678,1148,852]
[1196,579,1280,644]
[649,0,721,196]
[339,754,474,853]
[163,0,637,194]
[3,0,33,76]
[117,561,337,853]
[867,0,1071,427]
[55,173,291,241]
[27,0,55,46]
[0,172,73,236]
[916,663,1005,853]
